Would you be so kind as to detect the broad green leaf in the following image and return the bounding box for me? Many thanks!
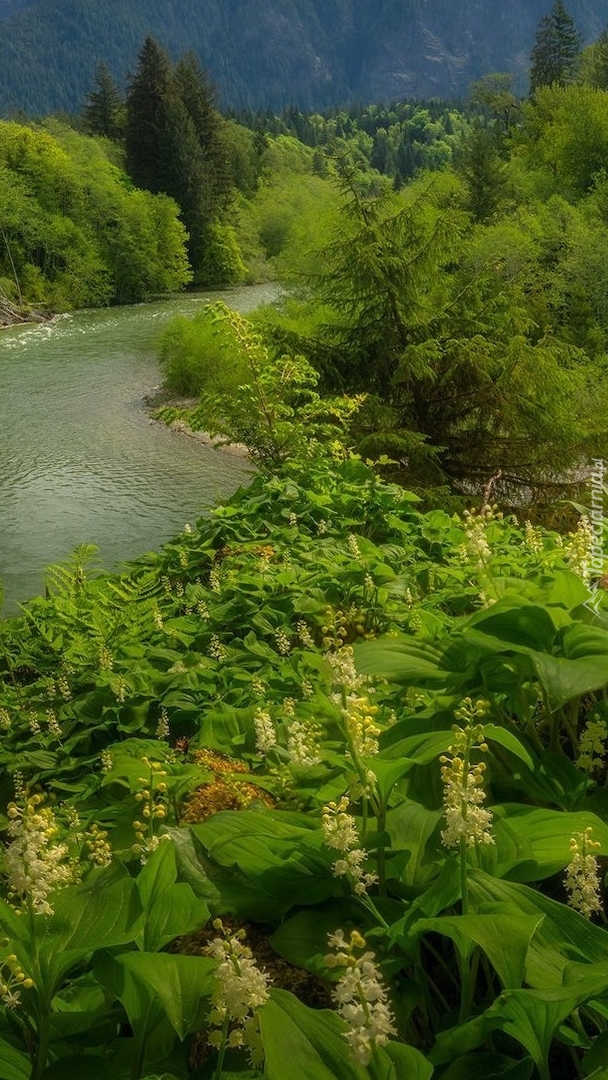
[560,622,608,657]
[468,870,608,988]
[491,987,592,1079]
[354,635,447,685]
[190,810,334,918]
[492,806,608,878]
[369,1041,433,1080]
[38,866,143,994]
[530,652,608,709]
[463,601,557,652]
[0,1038,30,1080]
[135,841,208,951]
[482,725,534,769]
[93,949,177,1068]
[412,913,543,989]
[119,952,216,1040]
[260,989,370,1080]
[270,902,370,976]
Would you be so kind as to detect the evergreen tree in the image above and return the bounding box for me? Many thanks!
[173,51,231,221]
[457,124,506,223]
[82,60,124,140]
[125,37,231,283]
[529,1,581,94]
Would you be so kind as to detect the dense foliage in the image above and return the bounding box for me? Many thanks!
[0,432,607,1078]
[0,119,191,310]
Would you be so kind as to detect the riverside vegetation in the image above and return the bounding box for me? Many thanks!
[1,326,608,1078]
[4,13,608,1078]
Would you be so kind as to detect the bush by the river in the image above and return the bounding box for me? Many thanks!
[0,119,191,311]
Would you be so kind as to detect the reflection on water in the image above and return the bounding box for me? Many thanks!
[0,286,273,613]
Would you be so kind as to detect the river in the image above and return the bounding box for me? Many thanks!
[0,285,276,615]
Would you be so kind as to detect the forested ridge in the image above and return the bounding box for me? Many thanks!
[1,0,608,115]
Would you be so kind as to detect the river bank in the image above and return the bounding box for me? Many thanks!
[143,386,250,458]
[0,295,53,329]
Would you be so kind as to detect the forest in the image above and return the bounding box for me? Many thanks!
[2,5,608,1079]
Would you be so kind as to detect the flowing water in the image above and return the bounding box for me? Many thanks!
[0,285,275,614]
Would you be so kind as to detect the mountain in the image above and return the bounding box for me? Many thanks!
[0,0,607,116]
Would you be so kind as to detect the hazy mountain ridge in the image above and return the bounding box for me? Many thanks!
[1,0,608,116]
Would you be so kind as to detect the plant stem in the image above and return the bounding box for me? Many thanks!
[213,1014,231,1080]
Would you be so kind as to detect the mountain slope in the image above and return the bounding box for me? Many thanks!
[0,0,607,116]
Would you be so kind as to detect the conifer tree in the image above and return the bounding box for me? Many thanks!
[125,37,235,283]
[529,1,581,94]
[173,51,231,219]
[83,61,124,140]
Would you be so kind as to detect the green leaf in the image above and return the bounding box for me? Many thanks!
[190,810,334,918]
[463,601,557,653]
[468,870,608,988]
[490,987,591,1079]
[530,652,608,709]
[0,1038,30,1080]
[118,952,216,1040]
[93,949,173,1063]
[260,990,369,1080]
[493,805,608,878]
[375,1041,433,1079]
[412,913,543,989]
[38,866,143,994]
[354,635,447,685]
[135,841,208,951]
[482,725,534,769]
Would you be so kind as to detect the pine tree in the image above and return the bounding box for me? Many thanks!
[529,1,581,94]
[82,61,124,140]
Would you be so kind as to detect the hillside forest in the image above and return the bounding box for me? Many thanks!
[4,8,608,1080]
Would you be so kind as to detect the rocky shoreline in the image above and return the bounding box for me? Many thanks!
[143,387,250,459]
[0,292,53,330]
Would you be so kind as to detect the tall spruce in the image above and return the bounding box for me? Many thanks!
[83,60,124,140]
[173,52,231,220]
[125,37,235,283]
[529,1,581,93]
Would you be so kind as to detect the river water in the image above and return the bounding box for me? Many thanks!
[0,285,275,614]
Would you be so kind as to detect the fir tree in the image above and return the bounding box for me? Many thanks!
[82,60,124,140]
[529,1,581,94]
[457,124,506,223]
[125,37,238,285]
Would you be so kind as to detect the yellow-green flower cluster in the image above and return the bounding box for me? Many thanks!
[322,796,377,896]
[564,828,603,919]
[577,717,608,776]
[132,758,170,864]
[325,929,396,1066]
[5,795,78,915]
[440,699,494,850]
[205,920,269,1068]
[565,516,595,582]
[0,948,34,1008]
